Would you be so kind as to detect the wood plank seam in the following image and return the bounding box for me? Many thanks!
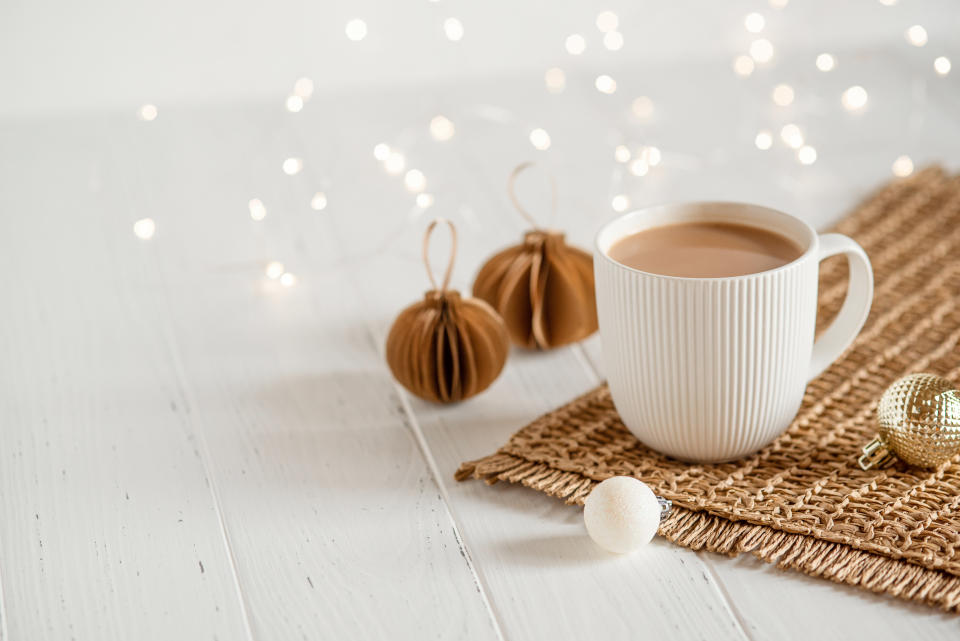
[279,116,508,638]
[153,253,260,641]
[0,529,8,641]
[698,552,759,641]
[369,326,509,641]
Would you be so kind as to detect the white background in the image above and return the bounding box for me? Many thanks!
[2,0,958,116]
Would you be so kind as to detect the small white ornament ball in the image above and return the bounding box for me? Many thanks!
[584,476,660,554]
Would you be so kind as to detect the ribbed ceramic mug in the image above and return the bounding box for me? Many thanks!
[594,202,873,462]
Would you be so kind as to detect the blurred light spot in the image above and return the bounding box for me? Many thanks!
[545,67,566,93]
[529,128,551,150]
[138,104,158,121]
[749,39,774,63]
[772,84,795,106]
[596,11,619,32]
[780,124,804,149]
[385,151,406,174]
[816,53,836,72]
[293,77,314,98]
[611,195,630,212]
[733,55,755,76]
[283,157,303,175]
[632,96,654,120]
[644,146,661,166]
[430,115,455,141]
[892,155,914,177]
[755,130,773,150]
[906,25,928,47]
[841,85,868,111]
[565,34,586,55]
[279,272,297,288]
[285,95,304,112]
[744,13,765,33]
[345,19,367,41]
[266,261,285,279]
[248,198,267,221]
[373,143,390,161]
[769,0,788,7]
[416,193,435,209]
[603,31,624,51]
[443,17,464,41]
[595,74,617,94]
[614,145,631,163]
[133,218,156,239]
[797,145,817,165]
[878,0,897,4]
[629,159,648,176]
[934,57,952,76]
[404,169,426,192]
[310,192,327,210]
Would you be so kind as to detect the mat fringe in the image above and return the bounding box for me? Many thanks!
[456,452,960,613]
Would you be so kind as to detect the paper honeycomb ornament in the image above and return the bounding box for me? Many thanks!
[386,218,510,403]
[472,162,598,350]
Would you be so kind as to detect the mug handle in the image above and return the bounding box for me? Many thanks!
[808,233,874,381]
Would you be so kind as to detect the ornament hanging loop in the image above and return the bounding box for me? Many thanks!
[507,161,558,230]
[423,218,458,292]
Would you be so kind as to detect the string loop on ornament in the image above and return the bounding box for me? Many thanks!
[423,217,457,292]
[507,161,558,230]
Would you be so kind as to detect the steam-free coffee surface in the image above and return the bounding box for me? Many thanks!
[608,221,803,277]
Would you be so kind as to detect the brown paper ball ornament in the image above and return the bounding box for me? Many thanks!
[472,162,598,349]
[386,218,510,404]
[859,373,960,470]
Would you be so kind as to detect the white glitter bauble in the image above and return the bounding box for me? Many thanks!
[584,476,660,554]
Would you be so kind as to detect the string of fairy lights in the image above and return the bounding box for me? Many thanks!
[129,1,954,290]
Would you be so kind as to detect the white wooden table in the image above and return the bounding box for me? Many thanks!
[2,42,960,640]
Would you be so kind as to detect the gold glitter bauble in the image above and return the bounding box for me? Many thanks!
[859,374,960,470]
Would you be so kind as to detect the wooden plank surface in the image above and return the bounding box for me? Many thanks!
[115,115,503,640]
[0,122,252,641]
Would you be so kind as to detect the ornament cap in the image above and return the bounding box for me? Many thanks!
[859,436,895,471]
[657,497,673,521]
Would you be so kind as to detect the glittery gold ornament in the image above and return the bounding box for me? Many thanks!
[858,374,960,470]
[386,218,510,404]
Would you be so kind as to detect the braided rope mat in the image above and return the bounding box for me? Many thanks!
[457,167,960,612]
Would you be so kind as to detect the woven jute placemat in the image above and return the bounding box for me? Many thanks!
[457,166,960,612]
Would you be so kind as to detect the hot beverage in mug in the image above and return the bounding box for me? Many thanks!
[607,221,803,278]
[594,202,873,462]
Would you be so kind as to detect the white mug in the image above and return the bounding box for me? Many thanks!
[594,202,873,462]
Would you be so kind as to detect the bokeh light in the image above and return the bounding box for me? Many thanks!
[133,218,156,239]
[529,128,551,150]
[345,19,367,41]
[842,86,868,111]
[892,155,914,177]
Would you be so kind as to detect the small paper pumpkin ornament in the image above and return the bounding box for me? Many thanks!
[859,373,960,470]
[472,162,598,349]
[386,218,510,404]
